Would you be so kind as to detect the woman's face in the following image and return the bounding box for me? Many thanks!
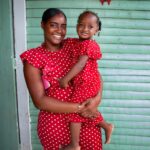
[41,13,67,45]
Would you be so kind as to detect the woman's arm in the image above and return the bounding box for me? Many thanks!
[23,61,82,113]
[59,55,88,88]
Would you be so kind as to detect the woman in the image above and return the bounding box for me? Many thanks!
[20,8,103,150]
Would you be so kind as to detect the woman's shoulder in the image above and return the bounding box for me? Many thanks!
[23,45,46,55]
[21,45,41,55]
[20,45,46,68]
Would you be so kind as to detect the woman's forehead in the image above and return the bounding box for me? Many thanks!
[49,13,66,22]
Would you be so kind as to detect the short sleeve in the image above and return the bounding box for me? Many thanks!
[20,48,44,69]
[79,40,102,59]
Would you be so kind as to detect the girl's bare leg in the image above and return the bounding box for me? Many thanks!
[63,122,81,150]
[99,120,114,144]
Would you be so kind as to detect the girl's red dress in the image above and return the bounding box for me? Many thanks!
[20,38,103,150]
[66,39,103,124]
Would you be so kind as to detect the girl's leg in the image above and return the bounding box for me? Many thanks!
[63,122,81,150]
[99,120,114,144]
[70,122,81,147]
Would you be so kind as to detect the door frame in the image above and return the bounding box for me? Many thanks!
[13,0,32,149]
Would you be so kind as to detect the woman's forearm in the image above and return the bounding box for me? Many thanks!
[35,95,79,113]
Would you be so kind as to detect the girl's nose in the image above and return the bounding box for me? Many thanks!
[83,26,89,32]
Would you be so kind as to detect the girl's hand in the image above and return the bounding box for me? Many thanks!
[59,78,69,88]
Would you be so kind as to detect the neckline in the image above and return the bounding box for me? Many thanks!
[41,42,64,54]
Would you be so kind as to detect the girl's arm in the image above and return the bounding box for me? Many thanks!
[23,61,82,113]
[59,55,88,88]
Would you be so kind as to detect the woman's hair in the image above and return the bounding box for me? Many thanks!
[42,8,67,23]
[77,10,101,31]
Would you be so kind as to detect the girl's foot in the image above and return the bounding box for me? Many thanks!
[105,123,114,144]
[62,145,80,150]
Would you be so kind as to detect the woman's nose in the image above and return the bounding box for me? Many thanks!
[56,25,63,33]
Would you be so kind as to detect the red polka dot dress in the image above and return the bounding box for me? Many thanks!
[20,39,103,150]
[66,39,104,125]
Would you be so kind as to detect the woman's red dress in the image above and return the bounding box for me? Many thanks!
[20,39,103,150]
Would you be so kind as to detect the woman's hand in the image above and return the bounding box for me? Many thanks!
[80,99,98,118]
[79,90,102,118]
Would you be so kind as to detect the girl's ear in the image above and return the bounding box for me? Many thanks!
[94,29,100,36]
[95,25,99,32]
[96,25,100,36]
[94,27,99,35]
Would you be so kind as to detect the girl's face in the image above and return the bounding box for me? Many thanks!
[77,14,99,40]
[41,13,67,46]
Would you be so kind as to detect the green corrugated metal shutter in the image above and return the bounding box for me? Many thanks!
[26,0,150,149]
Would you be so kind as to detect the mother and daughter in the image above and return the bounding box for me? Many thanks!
[21,8,114,150]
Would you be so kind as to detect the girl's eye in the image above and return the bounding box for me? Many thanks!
[78,24,84,28]
[88,26,93,29]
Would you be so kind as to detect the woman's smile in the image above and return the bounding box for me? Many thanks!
[52,34,62,40]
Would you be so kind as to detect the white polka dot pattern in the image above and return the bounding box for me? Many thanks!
[20,39,103,150]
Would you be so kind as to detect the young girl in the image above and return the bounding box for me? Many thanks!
[59,11,114,150]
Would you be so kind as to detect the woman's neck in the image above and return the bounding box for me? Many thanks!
[44,41,61,52]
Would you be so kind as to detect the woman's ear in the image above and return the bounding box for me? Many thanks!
[76,24,79,32]
[76,24,79,29]
[41,22,44,29]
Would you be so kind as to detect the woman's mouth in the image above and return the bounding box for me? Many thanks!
[53,34,62,40]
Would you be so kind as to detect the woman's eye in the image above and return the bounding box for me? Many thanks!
[50,24,58,28]
[61,25,66,30]
[51,24,57,28]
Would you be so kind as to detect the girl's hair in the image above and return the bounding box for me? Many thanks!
[77,10,101,31]
[42,8,67,23]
